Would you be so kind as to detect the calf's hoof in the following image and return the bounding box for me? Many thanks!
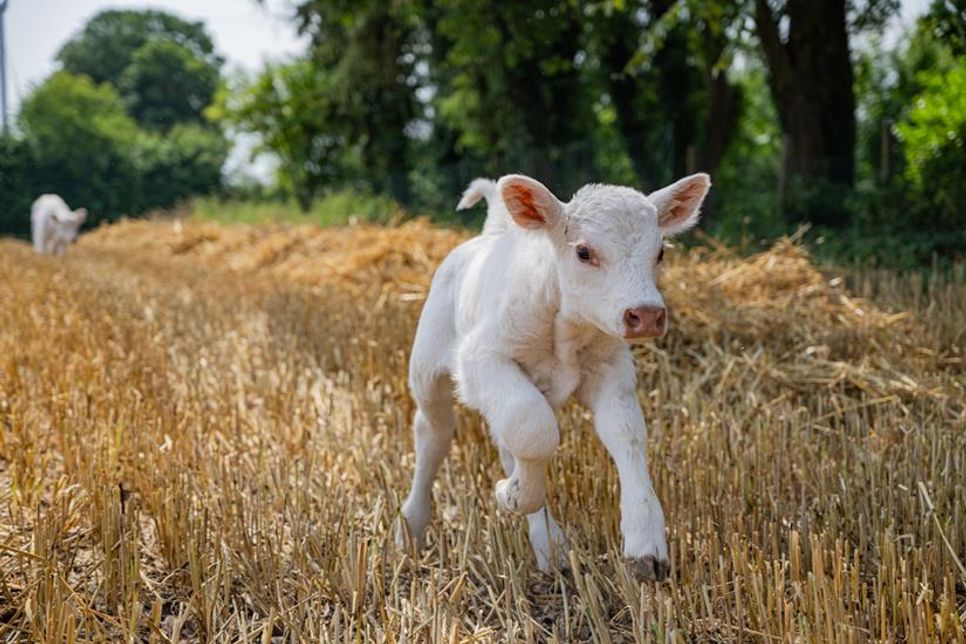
[495,477,544,514]
[531,528,570,573]
[627,555,670,582]
[395,512,427,551]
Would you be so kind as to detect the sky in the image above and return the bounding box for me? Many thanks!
[3,0,306,116]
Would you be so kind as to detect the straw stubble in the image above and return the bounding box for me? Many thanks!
[0,218,963,642]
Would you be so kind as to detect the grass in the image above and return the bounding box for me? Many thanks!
[0,215,964,642]
[189,190,404,228]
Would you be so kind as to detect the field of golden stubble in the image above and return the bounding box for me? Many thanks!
[0,216,964,643]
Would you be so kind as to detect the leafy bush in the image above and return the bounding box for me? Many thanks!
[211,62,352,212]
[138,124,230,210]
[119,40,220,131]
[705,68,784,249]
[896,60,966,229]
[0,137,37,238]
[190,189,402,227]
[3,71,229,235]
[18,72,142,228]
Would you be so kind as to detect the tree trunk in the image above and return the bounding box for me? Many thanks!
[754,0,856,228]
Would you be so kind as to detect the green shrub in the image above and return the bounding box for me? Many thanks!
[18,71,142,227]
[896,60,966,230]
[138,124,229,210]
[190,189,403,227]
[0,137,37,238]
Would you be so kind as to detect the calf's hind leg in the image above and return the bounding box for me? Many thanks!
[398,373,457,548]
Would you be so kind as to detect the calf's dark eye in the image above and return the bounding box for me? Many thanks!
[657,246,665,264]
[576,245,592,262]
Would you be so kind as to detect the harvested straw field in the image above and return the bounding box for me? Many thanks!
[1,217,964,642]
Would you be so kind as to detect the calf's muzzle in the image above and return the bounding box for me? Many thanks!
[623,306,667,339]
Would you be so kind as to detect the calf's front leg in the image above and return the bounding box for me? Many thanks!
[580,350,669,581]
[457,350,559,515]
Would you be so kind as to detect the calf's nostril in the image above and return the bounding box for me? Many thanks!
[624,309,642,329]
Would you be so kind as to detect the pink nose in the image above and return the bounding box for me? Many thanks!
[624,306,667,338]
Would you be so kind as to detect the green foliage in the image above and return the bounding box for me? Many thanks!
[433,0,589,162]
[896,60,966,229]
[293,0,419,202]
[212,62,352,212]
[2,68,228,236]
[18,72,142,227]
[919,0,966,55]
[709,67,784,246]
[138,125,231,210]
[57,9,219,87]
[844,4,966,265]
[0,136,37,238]
[57,9,223,131]
[0,9,229,237]
[119,40,220,131]
[190,189,401,227]
[19,71,140,147]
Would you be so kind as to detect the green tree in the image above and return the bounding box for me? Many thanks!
[429,0,592,192]
[119,40,220,131]
[919,0,966,55]
[849,2,964,259]
[57,9,223,129]
[0,135,37,237]
[15,70,228,225]
[57,9,220,87]
[18,71,142,224]
[896,60,966,230]
[585,0,743,190]
[292,0,419,202]
[751,0,900,227]
[213,63,352,211]
[139,124,231,209]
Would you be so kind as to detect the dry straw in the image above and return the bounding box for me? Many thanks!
[0,217,963,642]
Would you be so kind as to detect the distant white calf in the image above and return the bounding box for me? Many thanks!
[31,194,87,255]
[399,172,710,581]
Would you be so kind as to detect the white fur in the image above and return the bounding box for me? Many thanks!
[31,194,87,255]
[399,173,710,577]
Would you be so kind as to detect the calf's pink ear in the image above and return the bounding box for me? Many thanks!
[74,208,88,224]
[498,175,564,231]
[649,173,710,235]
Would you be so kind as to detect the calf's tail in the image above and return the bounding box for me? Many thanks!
[456,178,497,211]
[456,178,509,234]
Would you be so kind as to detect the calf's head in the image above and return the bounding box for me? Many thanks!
[53,207,87,243]
[498,173,709,342]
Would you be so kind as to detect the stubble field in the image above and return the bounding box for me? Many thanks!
[0,217,964,642]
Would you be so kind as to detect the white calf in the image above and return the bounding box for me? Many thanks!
[31,194,87,255]
[400,172,710,580]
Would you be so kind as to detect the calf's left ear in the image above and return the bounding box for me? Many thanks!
[649,173,710,235]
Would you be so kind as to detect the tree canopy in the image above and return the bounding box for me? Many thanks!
[119,39,220,131]
[57,9,223,131]
[17,72,141,226]
[0,9,229,236]
[57,9,220,86]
